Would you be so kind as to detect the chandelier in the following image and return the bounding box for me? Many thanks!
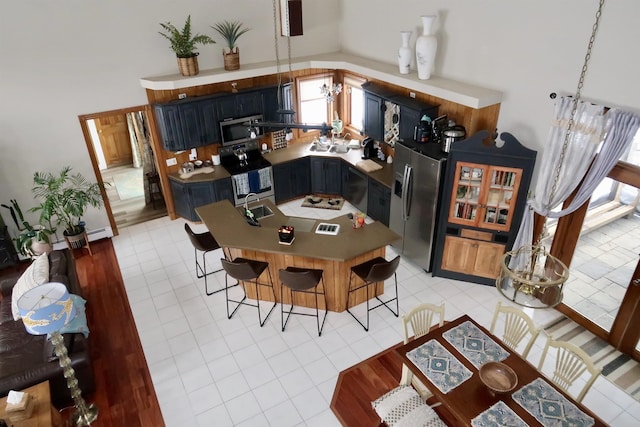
[320,82,342,103]
[496,0,605,309]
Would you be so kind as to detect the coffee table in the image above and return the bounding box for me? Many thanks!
[0,381,63,427]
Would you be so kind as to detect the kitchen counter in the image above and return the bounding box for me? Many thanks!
[196,199,401,311]
[167,165,230,183]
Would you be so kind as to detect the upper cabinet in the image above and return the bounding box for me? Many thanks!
[362,82,438,146]
[154,85,282,152]
[432,131,536,286]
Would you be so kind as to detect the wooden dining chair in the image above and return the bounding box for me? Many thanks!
[399,303,446,401]
[489,301,540,359]
[537,333,602,403]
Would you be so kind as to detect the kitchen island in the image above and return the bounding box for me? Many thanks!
[196,199,400,312]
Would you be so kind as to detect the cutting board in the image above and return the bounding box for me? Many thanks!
[356,159,383,172]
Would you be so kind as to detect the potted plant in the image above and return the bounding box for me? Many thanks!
[1,199,55,257]
[159,15,215,76]
[211,20,250,71]
[31,166,104,250]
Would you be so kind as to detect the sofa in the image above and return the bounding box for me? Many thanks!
[0,250,95,407]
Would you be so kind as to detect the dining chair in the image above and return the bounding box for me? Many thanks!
[400,302,446,401]
[279,266,328,336]
[372,384,447,427]
[184,223,224,296]
[221,257,276,327]
[346,256,400,332]
[537,333,602,403]
[489,301,540,359]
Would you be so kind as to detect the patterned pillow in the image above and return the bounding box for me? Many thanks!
[11,253,50,320]
[372,385,447,427]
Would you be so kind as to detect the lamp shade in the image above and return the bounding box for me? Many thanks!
[17,282,76,335]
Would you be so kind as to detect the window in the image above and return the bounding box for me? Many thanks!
[297,75,332,125]
[344,75,365,134]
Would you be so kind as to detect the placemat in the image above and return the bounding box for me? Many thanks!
[406,339,473,394]
[471,401,528,427]
[512,378,595,427]
[443,320,510,368]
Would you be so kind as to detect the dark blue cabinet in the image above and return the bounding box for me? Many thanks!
[170,177,234,221]
[273,158,310,203]
[367,178,391,226]
[154,104,184,152]
[310,158,342,195]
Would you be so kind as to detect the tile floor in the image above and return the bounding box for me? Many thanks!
[112,199,640,426]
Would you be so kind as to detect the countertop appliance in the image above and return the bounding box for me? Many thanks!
[442,125,466,153]
[219,140,274,206]
[220,114,264,146]
[389,140,447,271]
[361,137,377,159]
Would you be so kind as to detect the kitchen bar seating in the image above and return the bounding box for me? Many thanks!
[279,267,328,336]
[346,256,400,331]
[221,257,277,327]
[184,223,224,295]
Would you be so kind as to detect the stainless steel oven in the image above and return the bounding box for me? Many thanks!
[219,140,275,206]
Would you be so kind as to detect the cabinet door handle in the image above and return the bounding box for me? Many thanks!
[471,243,479,248]
[633,278,640,286]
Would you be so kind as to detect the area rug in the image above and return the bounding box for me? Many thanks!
[544,316,640,401]
[301,195,344,210]
[112,168,144,200]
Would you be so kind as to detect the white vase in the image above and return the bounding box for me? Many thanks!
[415,15,437,80]
[397,31,412,74]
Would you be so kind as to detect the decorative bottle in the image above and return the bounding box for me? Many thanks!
[397,31,412,74]
[415,15,437,80]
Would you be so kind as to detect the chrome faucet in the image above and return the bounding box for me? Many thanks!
[244,192,260,213]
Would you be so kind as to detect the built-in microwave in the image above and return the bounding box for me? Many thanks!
[220,114,264,146]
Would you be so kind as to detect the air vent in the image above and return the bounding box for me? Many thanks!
[315,223,340,236]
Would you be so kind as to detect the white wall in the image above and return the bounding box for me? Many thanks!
[0,0,340,233]
[1,0,637,235]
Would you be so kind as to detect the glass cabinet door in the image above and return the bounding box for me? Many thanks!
[479,166,522,231]
[449,162,487,226]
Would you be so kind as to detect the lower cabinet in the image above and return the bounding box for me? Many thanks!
[367,178,391,226]
[310,158,342,195]
[273,158,311,203]
[441,235,504,279]
[170,177,233,222]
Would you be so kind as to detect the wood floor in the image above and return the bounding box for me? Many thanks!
[1,240,165,426]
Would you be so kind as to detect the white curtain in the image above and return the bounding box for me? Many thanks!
[512,99,640,257]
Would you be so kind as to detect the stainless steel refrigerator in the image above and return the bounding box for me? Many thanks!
[390,140,447,271]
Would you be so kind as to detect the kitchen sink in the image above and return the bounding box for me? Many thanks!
[329,144,350,153]
[309,143,331,152]
[247,204,274,219]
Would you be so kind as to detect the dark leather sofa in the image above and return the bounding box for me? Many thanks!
[0,250,95,407]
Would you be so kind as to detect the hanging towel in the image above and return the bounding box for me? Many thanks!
[248,170,261,193]
[233,173,250,196]
[259,168,272,190]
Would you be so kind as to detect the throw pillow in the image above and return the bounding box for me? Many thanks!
[57,294,89,338]
[11,253,50,320]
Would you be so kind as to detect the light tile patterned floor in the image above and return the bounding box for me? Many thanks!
[112,200,640,426]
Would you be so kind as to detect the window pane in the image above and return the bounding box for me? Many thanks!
[350,87,364,131]
[300,99,328,124]
[299,78,327,101]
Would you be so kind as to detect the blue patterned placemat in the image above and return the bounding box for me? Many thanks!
[443,320,510,368]
[513,378,595,427]
[471,401,528,427]
[406,339,473,394]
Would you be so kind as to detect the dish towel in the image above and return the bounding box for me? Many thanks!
[259,168,272,190]
[233,173,250,197]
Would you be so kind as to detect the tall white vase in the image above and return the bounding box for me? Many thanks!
[397,31,412,74]
[415,15,437,80]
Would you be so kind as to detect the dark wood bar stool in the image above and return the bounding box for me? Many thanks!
[346,256,400,331]
[279,267,328,336]
[184,224,225,295]
[146,172,163,209]
[221,258,276,327]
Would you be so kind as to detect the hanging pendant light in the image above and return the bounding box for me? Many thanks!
[496,0,605,309]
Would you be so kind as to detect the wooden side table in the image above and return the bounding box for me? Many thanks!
[0,381,63,427]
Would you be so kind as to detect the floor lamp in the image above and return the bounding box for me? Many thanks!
[17,282,99,426]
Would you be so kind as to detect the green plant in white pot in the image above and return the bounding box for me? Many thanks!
[211,20,250,71]
[159,15,215,76]
[1,199,55,257]
[31,166,104,249]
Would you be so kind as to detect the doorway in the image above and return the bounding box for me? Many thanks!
[79,106,167,235]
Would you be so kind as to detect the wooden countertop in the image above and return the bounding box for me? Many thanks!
[168,142,395,188]
[196,199,400,262]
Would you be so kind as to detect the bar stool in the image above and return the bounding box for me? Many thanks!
[184,224,225,295]
[346,256,400,331]
[146,172,163,209]
[221,257,276,327]
[279,267,328,336]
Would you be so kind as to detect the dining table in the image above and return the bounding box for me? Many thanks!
[396,314,607,427]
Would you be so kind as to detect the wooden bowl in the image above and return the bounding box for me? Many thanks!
[478,362,518,395]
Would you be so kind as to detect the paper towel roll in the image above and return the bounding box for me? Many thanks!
[212,154,221,166]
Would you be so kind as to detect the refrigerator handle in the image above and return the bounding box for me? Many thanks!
[401,164,409,221]
[405,165,413,219]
